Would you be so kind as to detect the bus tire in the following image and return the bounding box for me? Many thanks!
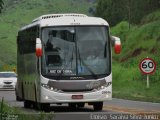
[16,96,23,101]
[93,102,103,111]
[37,103,50,112]
[77,103,85,108]
[68,103,76,109]
[24,100,31,108]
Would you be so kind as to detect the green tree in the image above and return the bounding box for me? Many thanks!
[95,0,160,26]
[95,0,127,26]
[0,0,3,13]
[130,0,160,24]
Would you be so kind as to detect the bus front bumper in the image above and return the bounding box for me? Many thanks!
[40,86,112,103]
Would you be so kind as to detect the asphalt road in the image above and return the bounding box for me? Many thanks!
[0,90,160,120]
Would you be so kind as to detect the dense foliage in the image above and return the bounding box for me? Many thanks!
[0,0,3,13]
[0,0,94,65]
[95,0,160,26]
[95,0,160,102]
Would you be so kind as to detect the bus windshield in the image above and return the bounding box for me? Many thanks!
[41,26,111,79]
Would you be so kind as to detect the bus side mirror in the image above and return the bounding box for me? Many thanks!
[36,38,42,57]
[111,36,121,54]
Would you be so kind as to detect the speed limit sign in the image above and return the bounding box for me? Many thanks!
[139,58,156,74]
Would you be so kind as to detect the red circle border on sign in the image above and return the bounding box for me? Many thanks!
[139,58,156,75]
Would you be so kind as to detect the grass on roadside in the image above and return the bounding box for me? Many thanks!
[112,62,160,103]
[0,100,54,120]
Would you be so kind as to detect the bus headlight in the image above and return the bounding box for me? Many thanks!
[41,83,62,92]
[41,84,49,88]
[92,82,112,92]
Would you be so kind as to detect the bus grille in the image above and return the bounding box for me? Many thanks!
[61,89,93,92]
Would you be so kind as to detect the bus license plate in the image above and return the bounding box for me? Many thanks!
[72,95,83,99]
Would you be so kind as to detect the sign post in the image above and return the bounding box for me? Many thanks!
[139,57,156,88]
[147,74,149,88]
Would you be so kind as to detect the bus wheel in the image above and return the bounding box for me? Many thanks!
[93,102,103,111]
[37,103,50,112]
[24,100,31,108]
[68,103,76,109]
[16,96,23,101]
[77,103,85,108]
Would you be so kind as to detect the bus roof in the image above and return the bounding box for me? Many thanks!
[19,13,109,31]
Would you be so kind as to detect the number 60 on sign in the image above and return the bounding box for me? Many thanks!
[139,58,156,74]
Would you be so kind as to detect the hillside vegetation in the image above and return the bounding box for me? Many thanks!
[111,9,160,102]
[0,0,160,102]
[0,0,94,67]
[95,0,160,26]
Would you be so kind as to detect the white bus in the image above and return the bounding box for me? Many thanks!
[16,13,121,111]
